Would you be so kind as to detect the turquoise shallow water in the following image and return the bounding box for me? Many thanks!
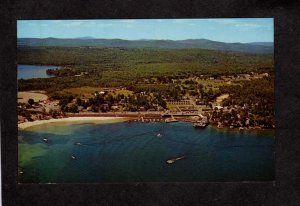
[18,122,274,183]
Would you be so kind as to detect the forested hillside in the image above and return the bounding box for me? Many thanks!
[17,38,273,54]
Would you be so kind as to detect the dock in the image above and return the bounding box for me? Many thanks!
[166,156,186,164]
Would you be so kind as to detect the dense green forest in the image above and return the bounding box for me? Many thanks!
[18,47,273,92]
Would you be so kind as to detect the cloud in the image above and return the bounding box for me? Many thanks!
[120,20,137,23]
[54,20,115,28]
[235,23,263,28]
[208,19,237,25]
[172,19,188,23]
[97,23,113,27]
[63,21,83,27]
[52,20,62,23]
[125,24,134,28]
[208,19,272,30]
[235,23,272,31]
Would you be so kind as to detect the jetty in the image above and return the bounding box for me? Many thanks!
[166,156,186,164]
[165,115,178,123]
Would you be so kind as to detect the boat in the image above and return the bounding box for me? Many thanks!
[43,138,48,143]
[193,121,208,128]
[165,118,178,123]
[165,115,178,123]
[71,155,76,159]
[166,156,185,164]
[157,133,162,137]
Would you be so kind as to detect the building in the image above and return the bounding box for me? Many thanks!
[166,100,191,105]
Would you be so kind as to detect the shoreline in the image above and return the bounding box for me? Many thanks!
[18,116,131,130]
[18,115,275,132]
[209,124,275,134]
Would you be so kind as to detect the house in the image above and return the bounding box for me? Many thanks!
[196,100,205,105]
[166,100,191,105]
[261,73,269,77]
[78,106,84,112]
[214,105,223,110]
[18,115,26,123]
[139,107,146,111]
[101,104,109,112]
[157,106,165,111]
[111,105,119,111]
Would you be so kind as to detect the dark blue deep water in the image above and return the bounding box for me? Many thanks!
[18,64,59,79]
[18,122,274,183]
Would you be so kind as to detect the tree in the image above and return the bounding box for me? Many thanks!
[160,100,167,109]
[92,105,99,112]
[28,98,35,106]
[76,98,83,106]
[41,107,46,115]
[189,90,198,96]
[68,104,79,113]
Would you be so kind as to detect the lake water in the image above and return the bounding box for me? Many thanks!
[18,64,59,79]
[18,121,274,183]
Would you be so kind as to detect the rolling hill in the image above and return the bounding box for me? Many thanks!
[17,38,273,54]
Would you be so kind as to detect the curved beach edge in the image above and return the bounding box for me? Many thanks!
[18,117,130,130]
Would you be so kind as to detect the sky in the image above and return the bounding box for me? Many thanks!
[17,18,273,43]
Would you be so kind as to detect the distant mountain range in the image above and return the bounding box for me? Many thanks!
[247,42,274,47]
[17,38,273,54]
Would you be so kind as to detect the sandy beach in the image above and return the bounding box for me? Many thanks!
[18,117,130,129]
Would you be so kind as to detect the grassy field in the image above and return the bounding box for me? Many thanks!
[216,93,229,103]
[62,86,103,98]
[61,86,134,98]
[109,89,133,97]
[18,91,48,103]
